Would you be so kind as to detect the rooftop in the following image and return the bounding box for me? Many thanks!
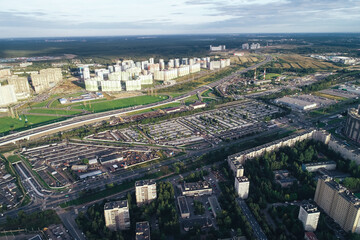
[104,200,128,210]
[236,176,249,183]
[135,179,156,187]
[183,181,211,191]
[301,204,319,213]
[135,221,150,240]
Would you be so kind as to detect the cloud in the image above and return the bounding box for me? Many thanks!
[0,0,359,38]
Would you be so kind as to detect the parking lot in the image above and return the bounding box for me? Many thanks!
[87,99,281,147]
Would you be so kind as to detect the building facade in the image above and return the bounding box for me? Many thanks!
[104,200,130,231]
[298,204,320,232]
[135,179,157,206]
[345,106,360,143]
[235,176,250,199]
[314,175,360,233]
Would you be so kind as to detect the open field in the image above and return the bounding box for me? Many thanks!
[277,54,338,69]
[313,92,347,101]
[72,95,168,112]
[0,115,63,134]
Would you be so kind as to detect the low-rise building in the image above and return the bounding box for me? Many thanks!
[302,161,336,172]
[208,196,222,218]
[274,96,317,111]
[181,181,212,196]
[190,102,206,110]
[104,200,130,231]
[135,221,151,240]
[273,170,298,188]
[298,204,320,232]
[177,196,190,219]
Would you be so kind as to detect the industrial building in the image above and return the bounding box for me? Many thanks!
[314,175,360,233]
[135,179,157,206]
[274,96,317,111]
[104,200,130,231]
[181,181,212,197]
[235,176,250,199]
[135,221,151,240]
[177,196,190,219]
[345,106,360,143]
[0,85,17,107]
[298,204,320,232]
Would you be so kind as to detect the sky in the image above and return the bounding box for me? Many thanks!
[0,0,360,38]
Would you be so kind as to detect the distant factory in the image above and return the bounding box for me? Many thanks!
[83,56,231,92]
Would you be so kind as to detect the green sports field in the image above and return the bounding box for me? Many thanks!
[73,95,168,113]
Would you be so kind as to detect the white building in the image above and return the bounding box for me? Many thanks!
[189,63,201,73]
[101,80,122,92]
[6,75,31,99]
[274,96,317,111]
[83,66,90,80]
[85,79,99,91]
[164,69,178,81]
[139,74,153,85]
[154,70,165,80]
[250,43,261,49]
[135,179,157,206]
[242,43,249,50]
[0,85,17,107]
[177,65,190,77]
[210,45,226,51]
[104,200,130,231]
[298,204,320,232]
[124,79,141,91]
[235,176,249,199]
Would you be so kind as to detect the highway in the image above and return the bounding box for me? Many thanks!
[0,55,272,147]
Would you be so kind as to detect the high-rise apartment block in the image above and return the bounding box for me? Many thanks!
[6,75,31,99]
[31,68,62,93]
[298,204,320,231]
[0,85,17,107]
[235,176,249,199]
[0,69,11,78]
[135,179,157,206]
[314,175,360,233]
[104,200,130,231]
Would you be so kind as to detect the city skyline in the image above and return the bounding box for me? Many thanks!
[1,0,360,38]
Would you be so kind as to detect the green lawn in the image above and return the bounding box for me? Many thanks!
[7,155,22,163]
[0,115,64,134]
[28,109,82,115]
[73,95,168,113]
[184,94,199,104]
[126,102,182,116]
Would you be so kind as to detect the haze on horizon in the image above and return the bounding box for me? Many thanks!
[0,0,360,38]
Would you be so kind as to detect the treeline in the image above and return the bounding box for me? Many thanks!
[129,181,179,239]
[76,202,125,240]
[3,210,61,231]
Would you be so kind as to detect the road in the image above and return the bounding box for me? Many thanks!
[237,199,268,240]
[0,55,272,147]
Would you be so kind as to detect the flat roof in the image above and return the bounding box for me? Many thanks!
[104,200,128,210]
[135,221,150,240]
[208,196,221,214]
[135,179,156,187]
[177,196,190,214]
